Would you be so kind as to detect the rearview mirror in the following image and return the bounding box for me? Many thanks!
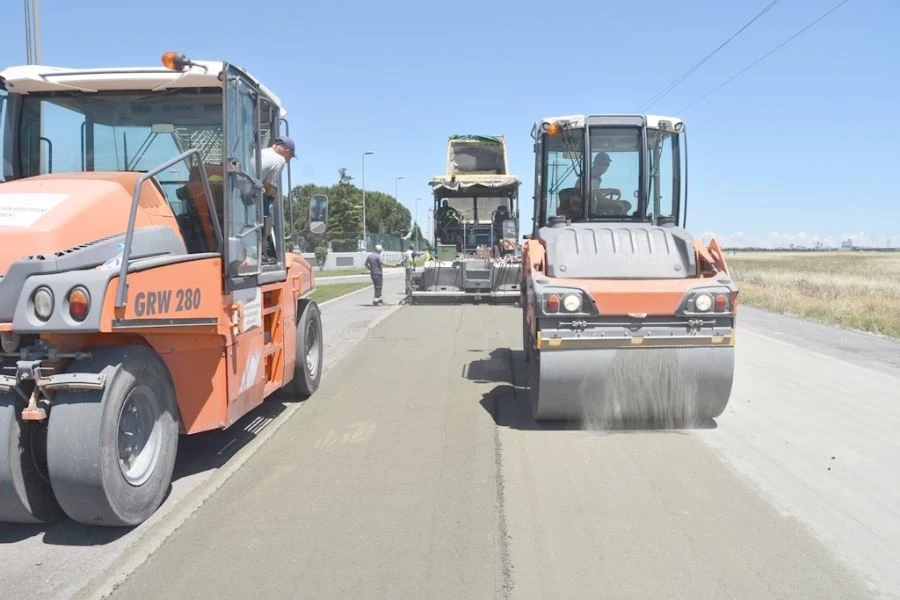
[309,194,328,234]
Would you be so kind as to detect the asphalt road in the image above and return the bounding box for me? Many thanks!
[96,304,899,600]
[0,275,407,600]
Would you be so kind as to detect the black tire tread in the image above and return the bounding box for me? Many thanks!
[47,344,179,527]
[286,300,323,399]
[0,394,64,524]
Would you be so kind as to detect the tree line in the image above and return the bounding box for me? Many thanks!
[286,168,426,252]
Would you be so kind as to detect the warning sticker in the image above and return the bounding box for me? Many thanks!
[242,288,262,331]
[0,193,70,228]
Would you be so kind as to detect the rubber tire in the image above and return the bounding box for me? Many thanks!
[522,316,532,363]
[46,345,180,527]
[286,300,323,399]
[0,393,64,524]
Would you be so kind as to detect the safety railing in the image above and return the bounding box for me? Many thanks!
[115,148,223,309]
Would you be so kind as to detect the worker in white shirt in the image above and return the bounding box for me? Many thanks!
[259,136,296,263]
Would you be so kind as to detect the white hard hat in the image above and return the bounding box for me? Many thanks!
[375,244,383,252]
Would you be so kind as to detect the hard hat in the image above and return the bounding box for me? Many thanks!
[375,244,383,252]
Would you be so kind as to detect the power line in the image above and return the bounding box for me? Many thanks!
[678,0,851,113]
[638,0,784,111]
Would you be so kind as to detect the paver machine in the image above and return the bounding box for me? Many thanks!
[409,135,522,304]
[521,114,738,426]
[0,52,326,526]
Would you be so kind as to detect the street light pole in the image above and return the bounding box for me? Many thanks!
[33,0,41,64]
[361,151,374,251]
[415,197,420,249]
[23,0,41,64]
[394,176,404,243]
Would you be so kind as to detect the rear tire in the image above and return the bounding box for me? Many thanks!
[0,393,63,524]
[47,345,180,527]
[286,300,323,399]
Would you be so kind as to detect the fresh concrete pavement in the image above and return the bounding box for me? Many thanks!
[0,275,408,600]
[95,304,899,600]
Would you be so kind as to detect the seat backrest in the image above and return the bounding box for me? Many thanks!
[184,163,225,253]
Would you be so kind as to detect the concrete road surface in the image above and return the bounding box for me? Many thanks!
[0,276,408,600]
[100,304,899,600]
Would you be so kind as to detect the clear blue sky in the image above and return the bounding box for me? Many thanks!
[2,0,898,248]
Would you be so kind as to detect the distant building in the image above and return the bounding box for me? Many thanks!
[840,239,854,251]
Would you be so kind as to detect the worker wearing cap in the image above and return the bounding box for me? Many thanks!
[364,244,398,305]
[590,152,611,187]
[574,152,611,191]
[580,151,630,216]
[259,136,296,263]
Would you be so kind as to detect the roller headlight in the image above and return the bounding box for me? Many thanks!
[562,293,582,312]
[694,293,713,312]
[33,287,54,321]
[539,287,596,316]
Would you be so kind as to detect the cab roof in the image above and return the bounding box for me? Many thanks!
[533,114,684,135]
[0,60,286,118]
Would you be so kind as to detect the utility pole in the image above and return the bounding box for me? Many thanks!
[415,197,420,249]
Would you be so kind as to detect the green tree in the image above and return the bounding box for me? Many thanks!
[314,245,328,270]
[284,168,412,252]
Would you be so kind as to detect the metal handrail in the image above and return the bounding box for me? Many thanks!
[115,148,223,309]
[279,117,295,245]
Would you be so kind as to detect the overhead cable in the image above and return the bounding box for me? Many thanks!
[638,0,784,111]
[677,0,851,113]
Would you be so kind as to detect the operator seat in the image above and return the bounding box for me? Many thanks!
[176,163,225,254]
[556,188,585,222]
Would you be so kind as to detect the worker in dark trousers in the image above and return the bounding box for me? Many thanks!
[364,244,397,305]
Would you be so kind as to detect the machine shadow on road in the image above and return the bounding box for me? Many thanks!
[170,391,300,483]
[468,348,718,433]
[0,516,138,546]
[0,393,302,546]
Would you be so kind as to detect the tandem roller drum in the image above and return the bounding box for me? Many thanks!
[529,346,735,427]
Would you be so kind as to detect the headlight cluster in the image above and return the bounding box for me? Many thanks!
[31,285,91,323]
[682,287,734,314]
[541,288,594,315]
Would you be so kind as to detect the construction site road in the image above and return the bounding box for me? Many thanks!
[93,304,898,600]
[0,275,406,600]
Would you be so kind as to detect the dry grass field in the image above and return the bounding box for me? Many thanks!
[725,251,900,339]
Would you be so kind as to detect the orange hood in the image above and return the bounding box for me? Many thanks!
[0,172,180,274]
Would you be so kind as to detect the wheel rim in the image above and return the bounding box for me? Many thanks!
[305,318,320,377]
[116,385,163,487]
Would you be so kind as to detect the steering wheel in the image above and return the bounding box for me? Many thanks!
[594,188,621,202]
[591,188,631,215]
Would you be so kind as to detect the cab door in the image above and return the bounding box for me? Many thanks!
[222,65,267,425]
